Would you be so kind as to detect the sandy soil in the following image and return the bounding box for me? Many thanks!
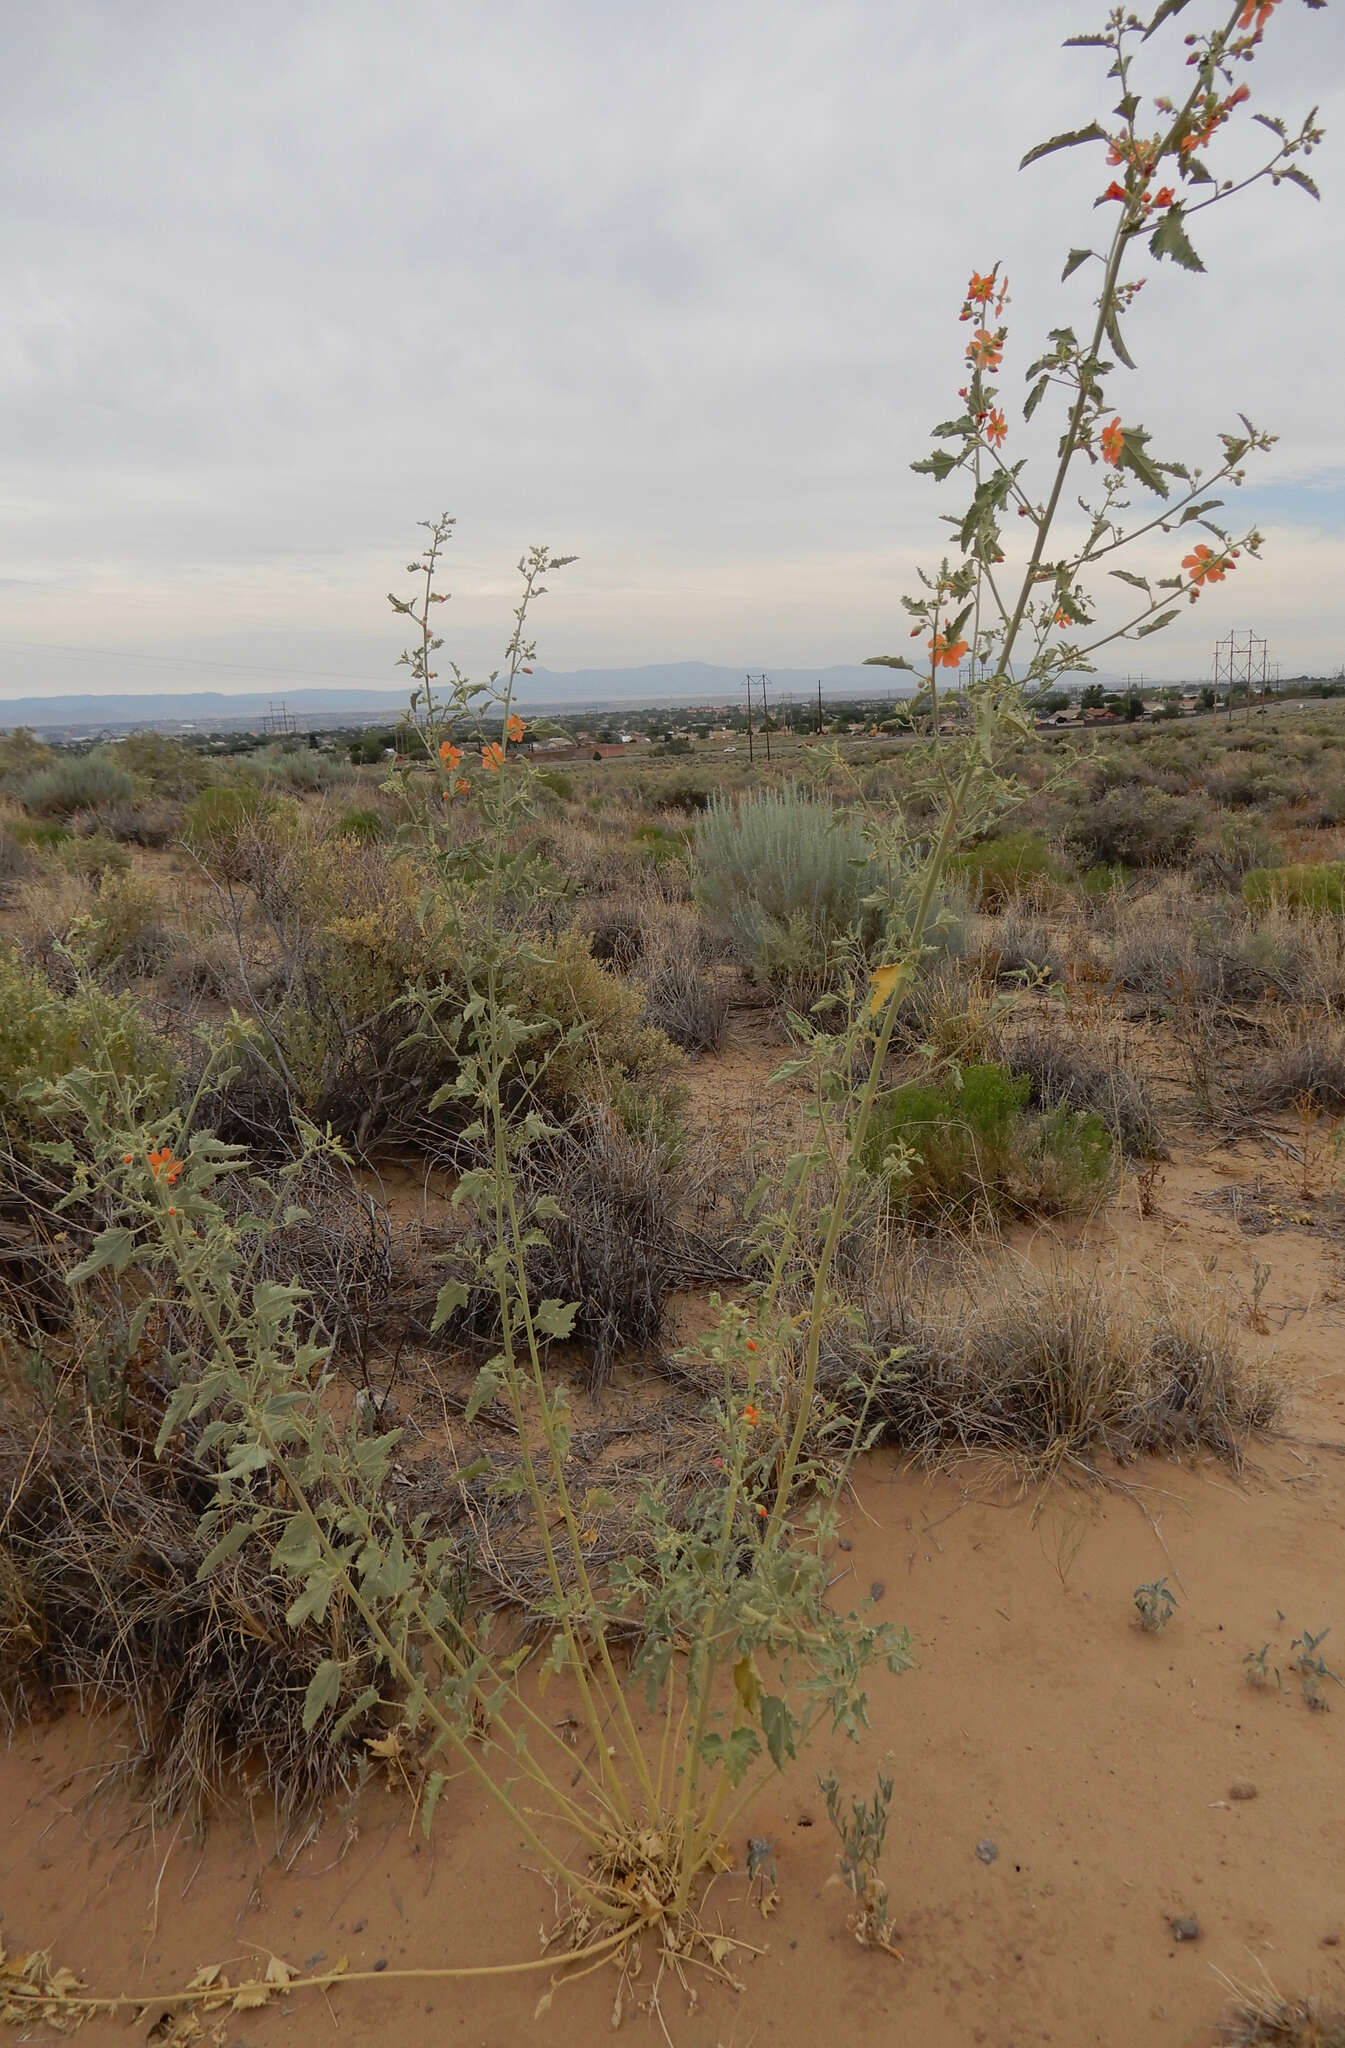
[5,1052,1345,2045]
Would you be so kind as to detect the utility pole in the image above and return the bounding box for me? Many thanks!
[760,673,772,762]
[744,672,755,765]
[816,679,824,735]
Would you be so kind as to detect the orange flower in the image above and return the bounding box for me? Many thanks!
[742,1403,762,1427]
[505,713,526,743]
[1182,543,1232,588]
[1054,607,1071,628]
[930,632,969,670]
[439,740,462,768]
[1152,186,1174,209]
[1238,0,1278,32]
[967,271,995,304]
[1100,417,1124,466]
[966,328,1003,371]
[481,742,504,772]
[755,1503,768,1518]
[985,409,1007,450]
[148,1146,183,1186]
[455,777,470,795]
[745,1338,757,1352]
[1102,180,1127,202]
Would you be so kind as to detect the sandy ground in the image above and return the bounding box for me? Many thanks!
[5,1042,1345,2045]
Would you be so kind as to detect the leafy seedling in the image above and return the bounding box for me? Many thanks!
[1243,1642,1281,1691]
[1134,1578,1177,1633]
[820,1770,901,1957]
[1291,1627,1343,1711]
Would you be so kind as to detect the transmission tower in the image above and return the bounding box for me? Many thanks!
[1213,630,1269,724]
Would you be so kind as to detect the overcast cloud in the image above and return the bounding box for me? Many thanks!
[1,0,1342,698]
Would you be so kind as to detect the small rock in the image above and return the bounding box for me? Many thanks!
[352,1920,366,1934]
[837,1538,852,1552]
[870,1581,886,1602]
[373,1958,388,1972]
[975,1839,998,1866]
[1168,1916,1200,1943]
[1322,1933,1340,1949]
[1228,1781,1258,1802]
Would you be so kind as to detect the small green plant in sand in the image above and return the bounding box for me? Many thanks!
[820,1768,902,1956]
[1290,1627,1342,1711]
[1134,1577,1177,1632]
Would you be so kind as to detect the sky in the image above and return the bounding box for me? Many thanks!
[1,0,1342,700]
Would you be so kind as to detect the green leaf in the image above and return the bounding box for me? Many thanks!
[465,1356,506,1425]
[1149,206,1204,273]
[534,1298,578,1341]
[1282,165,1321,201]
[431,1279,469,1332]
[1143,0,1191,37]
[1109,569,1152,592]
[1136,610,1179,638]
[66,1227,136,1286]
[863,655,915,671]
[911,450,958,480]
[760,1695,797,1771]
[302,1659,344,1734]
[332,1685,380,1740]
[1103,303,1136,371]
[1023,374,1049,423]
[698,1726,760,1788]
[1020,121,1106,171]
[421,1770,448,1837]
[194,1520,255,1581]
[1061,248,1094,282]
[1119,428,1171,499]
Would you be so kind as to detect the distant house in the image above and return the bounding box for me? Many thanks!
[589,743,628,760]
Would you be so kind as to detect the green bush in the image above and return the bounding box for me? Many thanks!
[632,822,692,869]
[532,768,574,802]
[19,754,136,818]
[695,791,875,995]
[113,733,216,798]
[0,950,179,1148]
[859,1062,1112,1219]
[9,820,70,851]
[182,783,280,876]
[1244,863,1345,914]
[951,830,1064,908]
[52,834,132,880]
[335,806,388,844]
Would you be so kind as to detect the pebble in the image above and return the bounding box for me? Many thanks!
[975,1839,998,1866]
[870,1580,886,1602]
[1168,1916,1200,1943]
[837,1538,852,1552]
[374,1958,388,1972]
[1228,1781,1258,1802]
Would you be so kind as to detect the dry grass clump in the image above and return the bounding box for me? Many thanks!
[432,1117,743,1386]
[1242,1013,1345,1114]
[832,1265,1279,1474]
[1002,1014,1163,1158]
[0,1409,383,1833]
[636,898,731,1054]
[1221,1991,1345,2046]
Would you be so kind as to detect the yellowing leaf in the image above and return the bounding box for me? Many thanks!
[185,1966,222,1992]
[230,1983,271,2011]
[263,1955,297,1987]
[365,1731,404,1760]
[866,962,909,1018]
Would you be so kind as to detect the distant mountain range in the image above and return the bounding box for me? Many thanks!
[0,658,1268,733]
[0,663,926,731]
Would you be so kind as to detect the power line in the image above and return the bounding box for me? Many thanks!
[0,636,392,687]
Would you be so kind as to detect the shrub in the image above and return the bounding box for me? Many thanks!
[859,1061,1113,1218]
[113,732,216,798]
[9,819,70,851]
[1063,786,1201,869]
[1242,1017,1345,1114]
[1244,863,1345,915]
[335,806,388,844]
[1005,1017,1162,1158]
[19,753,136,818]
[951,829,1064,908]
[532,768,574,801]
[181,782,280,876]
[51,832,132,880]
[0,832,38,897]
[695,790,875,995]
[656,778,713,814]
[840,1269,1278,1471]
